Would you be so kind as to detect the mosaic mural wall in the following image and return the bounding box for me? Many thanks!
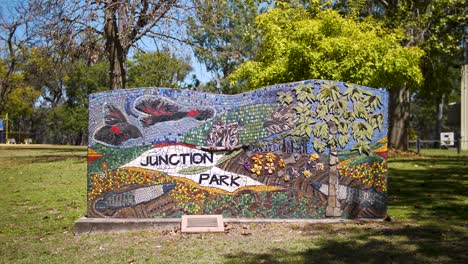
[87,80,388,219]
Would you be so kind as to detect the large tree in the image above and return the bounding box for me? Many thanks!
[28,0,182,90]
[0,3,33,114]
[333,0,465,147]
[23,47,70,108]
[187,0,262,93]
[229,6,423,94]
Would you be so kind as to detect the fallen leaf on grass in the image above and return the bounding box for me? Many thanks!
[162,228,178,236]
[241,229,252,236]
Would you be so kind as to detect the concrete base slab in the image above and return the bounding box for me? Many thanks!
[74,217,383,235]
[73,217,181,235]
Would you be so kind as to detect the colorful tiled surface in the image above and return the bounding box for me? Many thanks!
[87,80,389,219]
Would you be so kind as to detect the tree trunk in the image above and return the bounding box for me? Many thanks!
[326,121,341,217]
[388,86,410,150]
[104,4,127,90]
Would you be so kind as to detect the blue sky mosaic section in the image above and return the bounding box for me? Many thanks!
[88,80,388,151]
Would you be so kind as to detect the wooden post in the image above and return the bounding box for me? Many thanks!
[416,137,421,154]
[5,113,8,143]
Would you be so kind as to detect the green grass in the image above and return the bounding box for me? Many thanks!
[408,148,468,157]
[0,145,467,263]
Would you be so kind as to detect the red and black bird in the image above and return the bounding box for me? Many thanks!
[94,105,142,146]
[135,98,214,127]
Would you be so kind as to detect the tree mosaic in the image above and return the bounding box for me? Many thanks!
[87,80,388,219]
[277,80,384,216]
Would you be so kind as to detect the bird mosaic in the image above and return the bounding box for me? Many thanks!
[93,104,142,146]
[135,97,214,127]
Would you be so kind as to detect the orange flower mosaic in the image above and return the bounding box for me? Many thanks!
[338,161,388,192]
[89,168,174,200]
[248,152,286,176]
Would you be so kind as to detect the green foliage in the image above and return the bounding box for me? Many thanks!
[177,166,212,175]
[215,149,243,165]
[277,80,384,155]
[313,138,326,153]
[337,120,351,135]
[46,105,88,139]
[127,51,192,88]
[5,86,41,120]
[294,84,315,102]
[369,114,384,131]
[291,117,314,137]
[352,121,374,140]
[351,140,371,155]
[25,47,69,107]
[353,101,368,119]
[297,114,315,130]
[338,134,351,148]
[328,98,348,115]
[187,0,262,94]
[277,91,294,105]
[313,123,329,138]
[365,95,382,111]
[229,6,423,92]
[347,0,465,149]
[343,84,364,102]
[65,62,109,108]
[314,104,328,119]
[317,84,341,103]
[293,102,311,116]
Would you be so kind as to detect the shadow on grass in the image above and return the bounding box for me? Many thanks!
[29,155,86,163]
[223,224,468,263]
[2,154,86,164]
[0,146,85,151]
[388,157,468,222]
[0,146,87,164]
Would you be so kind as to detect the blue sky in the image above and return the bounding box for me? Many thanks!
[0,0,215,85]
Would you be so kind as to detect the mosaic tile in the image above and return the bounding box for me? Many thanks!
[87,80,389,219]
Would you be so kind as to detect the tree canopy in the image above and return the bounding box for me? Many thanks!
[187,0,262,93]
[127,51,192,88]
[229,6,424,92]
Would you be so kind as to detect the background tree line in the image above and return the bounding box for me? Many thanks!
[0,0,465,148]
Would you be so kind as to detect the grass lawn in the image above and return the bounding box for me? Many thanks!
[0,145,467,263]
